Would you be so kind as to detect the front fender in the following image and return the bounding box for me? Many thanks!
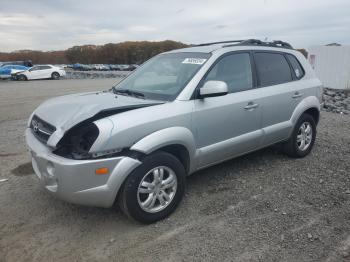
[130,126,196,171]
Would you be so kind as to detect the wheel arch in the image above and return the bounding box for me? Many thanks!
[304,107,320,125]
[130,127,196,174]
[18,74,28,80]
[291,96,320,126]
[156,144,191,174]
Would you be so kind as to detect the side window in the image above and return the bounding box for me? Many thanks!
[30,66,39,71]
[286,54,305,79]
[203,53,253,93]
[254,52,293,87]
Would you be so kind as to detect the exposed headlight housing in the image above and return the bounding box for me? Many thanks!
[54,122,99,160]
[91,148,123,158]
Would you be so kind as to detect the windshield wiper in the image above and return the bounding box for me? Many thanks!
[112,87,145,99]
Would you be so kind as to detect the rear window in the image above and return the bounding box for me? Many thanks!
[286,54,305,79]
[254,52,293,87]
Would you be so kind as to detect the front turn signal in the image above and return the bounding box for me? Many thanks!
[95,167,109,175]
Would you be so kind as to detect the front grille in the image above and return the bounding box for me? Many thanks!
[30,115,56,143]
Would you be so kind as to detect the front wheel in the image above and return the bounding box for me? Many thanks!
[118,151,186,224]
[282,113,317,158]
[18,74,27,81]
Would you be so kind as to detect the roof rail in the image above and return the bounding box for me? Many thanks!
[195,40,244,47]
[194,39,293,49]
[223,39,293,49]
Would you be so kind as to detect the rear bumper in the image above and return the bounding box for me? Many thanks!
[25,128,141,207]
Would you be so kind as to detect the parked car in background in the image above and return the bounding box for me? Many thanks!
[128,64,139,71]
[100,64,110,71]
[0,65,29,79]
[69,63,137,71]
[72,63,88,71]
[91,64,109,71]
[108,64,119,71]
[118,65,128,71]
[12,65,66,80]
[0,60,33,67]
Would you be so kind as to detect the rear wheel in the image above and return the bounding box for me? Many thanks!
[18,74,27,81]
[282,113,316,158]
[119,151,186,224]
[51,72,60,80]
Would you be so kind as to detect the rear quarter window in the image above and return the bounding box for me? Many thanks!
[254,52,293,87]
[286,54,305,79]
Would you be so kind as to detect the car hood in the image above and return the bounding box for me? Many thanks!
[11,69,26,74]
[12,70,27,75]
[32,90,162,146]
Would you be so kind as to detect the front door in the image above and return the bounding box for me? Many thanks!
[193,52,263,169]
[28,66,42,79]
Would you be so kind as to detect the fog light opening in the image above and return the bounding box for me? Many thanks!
[46,161,55,178]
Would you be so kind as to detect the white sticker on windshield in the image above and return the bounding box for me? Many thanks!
[182,58,207,65]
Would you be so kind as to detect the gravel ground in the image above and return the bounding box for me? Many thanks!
[0,79,349,262]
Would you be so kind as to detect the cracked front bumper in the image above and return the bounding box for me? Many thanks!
[25,128,141,208]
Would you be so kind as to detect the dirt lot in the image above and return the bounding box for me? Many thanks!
[0,79,349,262]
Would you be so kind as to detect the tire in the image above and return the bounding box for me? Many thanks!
[119,151,186,224]
[18,74,27,81]
[282,113,316,158]
[51,72,60,80]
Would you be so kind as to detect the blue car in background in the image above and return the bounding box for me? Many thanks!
[0,65,29,79]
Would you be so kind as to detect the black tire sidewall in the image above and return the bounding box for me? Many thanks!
[121,151,186,224]
[52,72,59,79]
[291,114,317,157]
[19,74,26,81]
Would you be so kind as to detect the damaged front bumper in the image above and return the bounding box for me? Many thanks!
[25,128,141,208]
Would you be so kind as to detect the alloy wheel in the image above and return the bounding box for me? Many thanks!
[297,122,313,151]
[137,166,177,213]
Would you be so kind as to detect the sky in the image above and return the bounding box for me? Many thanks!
[0,0,350,52]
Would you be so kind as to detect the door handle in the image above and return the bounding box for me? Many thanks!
[244,102,259,110]
[292,92,303,98]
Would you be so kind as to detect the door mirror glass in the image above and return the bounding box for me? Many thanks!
[199,80,228,98]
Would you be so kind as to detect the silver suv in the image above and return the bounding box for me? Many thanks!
[26,39,322,223]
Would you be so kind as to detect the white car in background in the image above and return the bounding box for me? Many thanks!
[13,65,66,80]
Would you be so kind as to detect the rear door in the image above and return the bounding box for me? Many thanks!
[37,65,52,79]
[193,52,263,168]
[254,51,307,146]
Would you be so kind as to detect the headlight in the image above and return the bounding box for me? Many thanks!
[54,122,99,159]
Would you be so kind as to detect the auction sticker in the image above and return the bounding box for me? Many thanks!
[182,58,207,65]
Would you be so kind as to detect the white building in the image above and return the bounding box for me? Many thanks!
[308,45,350,90]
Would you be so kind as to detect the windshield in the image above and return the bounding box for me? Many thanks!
[113,52,210,101]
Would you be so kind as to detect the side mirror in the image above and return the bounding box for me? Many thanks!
[199,80,228,98]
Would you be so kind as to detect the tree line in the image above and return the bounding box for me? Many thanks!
[0,40,307,65]
[0,40,188,65]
